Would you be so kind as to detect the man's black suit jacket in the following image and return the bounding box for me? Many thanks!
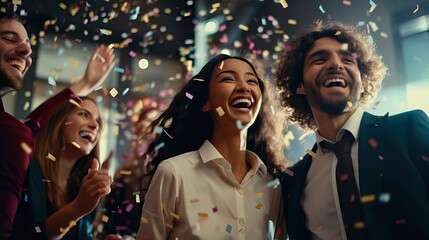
[282,110,429,240]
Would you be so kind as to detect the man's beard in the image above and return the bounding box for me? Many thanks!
[311,86,361,115]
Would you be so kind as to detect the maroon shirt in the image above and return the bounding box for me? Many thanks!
[0,88,74,239]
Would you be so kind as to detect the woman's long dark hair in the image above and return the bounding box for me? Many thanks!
[138,54,287,198]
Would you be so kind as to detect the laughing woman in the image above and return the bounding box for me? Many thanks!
[11,45,115,240]
[136,54,287,240]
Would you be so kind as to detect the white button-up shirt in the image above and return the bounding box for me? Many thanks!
[136,140,284,240]
[302,109,364,240]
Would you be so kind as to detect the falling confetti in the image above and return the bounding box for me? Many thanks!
[216,107,225,117]
[20,142,32,155]
[279,0,288,8]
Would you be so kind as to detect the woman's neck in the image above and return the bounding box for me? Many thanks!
[211,127,250,183]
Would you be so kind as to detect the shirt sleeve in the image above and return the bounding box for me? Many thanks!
[0,114,34,239]
[25,88,74,134]
[136,160,179,240]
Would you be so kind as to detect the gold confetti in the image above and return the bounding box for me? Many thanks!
[59,2,67,10]
[335,31,342,36]
[219,60,224,69]
[361,194,375,203]
[141,216,148,224]
[101,215,109,222]
[110,88,118,97]
[46,153,56,161]
[287,19,297,25]
[12,0,22,4]
[279,0,288,8]
[20,142,32,155]
[254,193,264,198]
[340,43,349,50]
[310,225,322,232]
[198,212,209,220]
[71,141,80,149]
[120,170,132,175]
[369,5,376,13]
[306,149,317,157]
[69,99,81,108]
[238,24,249,31]
[216,107,225,117]
[380,32,388,38]
[23,101,29,111]
[255,203,263,209]
[135,194,141,203]
[190,198,199,203]
[354,221,366,229]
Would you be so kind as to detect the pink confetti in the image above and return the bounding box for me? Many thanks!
[395,219,406,225]
[163,129,174,139]
[129,51,137,57]
[283,168,294,177]
[368,138,378,148]
[343,0,351,5]
[422,155,429,161]
[125,203,134,212]
[185,92,193,100]
[212,206,218,213]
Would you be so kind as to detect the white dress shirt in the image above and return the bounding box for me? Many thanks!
[136,140,283,240]
[302,109,364,240]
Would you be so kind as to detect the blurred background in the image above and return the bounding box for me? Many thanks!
[1,0,428,168]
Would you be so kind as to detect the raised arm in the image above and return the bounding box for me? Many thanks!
[26,45,116,133]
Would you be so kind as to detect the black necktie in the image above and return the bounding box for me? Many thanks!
[320,131,367,240]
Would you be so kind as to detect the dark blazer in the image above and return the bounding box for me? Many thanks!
[11,159,93,240]
[282,110,429,240]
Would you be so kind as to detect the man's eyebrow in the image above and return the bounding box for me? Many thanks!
[306,49,354,61]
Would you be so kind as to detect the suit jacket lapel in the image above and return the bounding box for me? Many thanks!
[358,112,388,196]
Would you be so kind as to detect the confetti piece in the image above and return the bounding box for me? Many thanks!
[163,129,174,139]
[343,0,351,6]
[198,212,209,220]
[380,32,388,38]
[46,153,56,161]
[190,198,199,203]
[216,107,225,117]
[100,29,112,35]
[71,141,80,149]
[395,219,406,224]
[192,78,205,82]
[212,206,218,213]
[219,60,224,69]
[225,224,232,233]
[141,217,148,224]
[122,88,130,95]
[23,101,29,111]
[306,149,317,157]
[368,138,378,148]
[120,170,132,175]
[279,0,288,8]
[310,225,322,232]
[319,5,325,13]
[155,142,165,151]
[283,168,294,177]
[35,226,42,233]
[379,193,390,202]
[42,179,51,183]
[287,19,297,25]
[102,215,109,222]
[238,24,249,31]
[236,120,243,130]
[265,179,280,188]
[171,212,180,220]
[48,76,56,86]
[255,193,263,198]
[340,173,349,181]
[368,21,379,32]
[369,0,377,13]
[413,4,419,13]
[354,221,365,229]
[422,155,429,161]
[135,194,141,203]
[69,99,81,108]
[361,194,375,203]
[20,142,32,155]
[255,203,263,209]
[113,67,125,73]
[185,92,193,99]
[110,88,118,97]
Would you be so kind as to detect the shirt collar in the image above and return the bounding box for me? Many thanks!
[315,108,364,153]
[198,140,268,175]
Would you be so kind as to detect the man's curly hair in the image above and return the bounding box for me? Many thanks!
[275,20,388,130]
